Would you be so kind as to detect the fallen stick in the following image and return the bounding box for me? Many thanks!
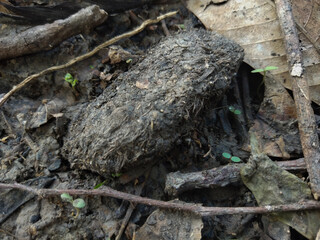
[0,182,319,217]
[165,159,306,196]
[274,0,320,199]
[0,10,178,108]
[0,5,108,60]
[116,170,150,240]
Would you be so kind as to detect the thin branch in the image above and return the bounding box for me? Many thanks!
[0,183,320,217]
[0,10,178,108]
[0,5,108,60]
[275,0,320,200]
[165,159,306,196]
[116,170,150,240]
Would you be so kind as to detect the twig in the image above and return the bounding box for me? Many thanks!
[0,183,320,217]
[161,19,171,36]
[295,21,320,56]
[275,0,320,199]
[116,170,150,240]
[0,5,108,60]
[0,228,16,239]
[0,11,178,108]
[165,159,307,196]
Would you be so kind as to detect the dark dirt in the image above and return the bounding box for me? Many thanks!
[62,28,244,176]
[0,2,308,240]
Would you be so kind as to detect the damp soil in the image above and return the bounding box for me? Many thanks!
[0,3,291,240]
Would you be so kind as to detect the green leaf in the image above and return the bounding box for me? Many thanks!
[94,180,108,189]
[233,109,241,115]
[71,79,78,87]
[61,193,73,203]
[112,173,122,178]
[228,106,235,112]
[126,59,132,64]
[73,198,86,209]
[251,68,264,73]
[222,152,232,159]
[64,73,73,83]
[231,156,241,162]
[264,66,278,71]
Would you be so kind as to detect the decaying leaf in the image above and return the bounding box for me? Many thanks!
[248,77,301,158]
[135,201,203,240]
[186,0,320,104]
[241,154,320,239]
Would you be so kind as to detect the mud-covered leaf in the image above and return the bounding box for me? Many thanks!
[135,201,203,240]
[248,77,301,158]
[186,0,320,104]
[240,154,320,239]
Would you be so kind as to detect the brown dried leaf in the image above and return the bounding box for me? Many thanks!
[248,77,301,158]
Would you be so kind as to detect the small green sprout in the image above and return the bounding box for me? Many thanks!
[222,152,232,159]
[176,24,185,30]
[230,156,241,163]
[60,193,85,218]
[94,179,109,189]
[126,59,132,64]
[73,198,86,209]
[64,73,78,88]
[61,193,73,203]
[111,173,122,178]
[222,153,242,163]
[251,66,278,82]
[228,106,242,115]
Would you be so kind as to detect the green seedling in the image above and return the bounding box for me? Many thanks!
[222,152,232,159]
[126,58,132,64]
[176,24,185,30]
[228,106,241,115]
[251,66,278,82]
[111,173,122,178]
[64,73,78,88]
[230,156,241,163]
[61,193,85,218]
[94,179,109,189]
[222,152,242,163]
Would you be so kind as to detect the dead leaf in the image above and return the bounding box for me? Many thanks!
[107,46,133,65]
[248,77,301,158]
[186,0,320,104]
[135,201,203,240]
[100,72,113,82]
[241,154,320,239]
[0,135,10,143]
